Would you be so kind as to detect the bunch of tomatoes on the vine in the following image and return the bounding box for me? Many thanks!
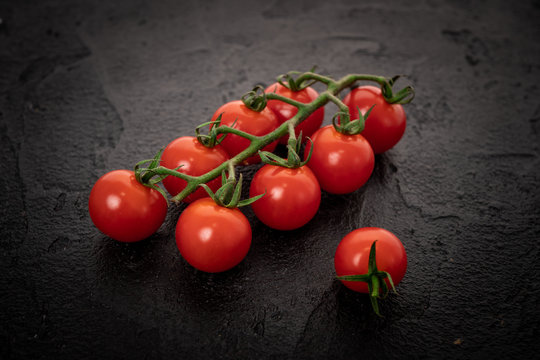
[88,70,414,316]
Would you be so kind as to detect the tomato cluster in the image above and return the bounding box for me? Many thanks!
[88,71,413,315]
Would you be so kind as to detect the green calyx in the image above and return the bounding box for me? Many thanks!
[332,105,374,136]
[259,122,313,169]
[380,75,415,104]
[200,165,264,208]
[337,241,397,317]
[195,114,227,148]
[134,149,173,205]
[241,85,268,112]
[259,136,313,169]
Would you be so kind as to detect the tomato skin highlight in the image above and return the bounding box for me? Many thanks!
[304,125,375,194]
[249,165,321,230]
[264,82,324,144]
[160,136,229,203]
[175,198,251,273]
[211,100,279,165]
[342,85,406,154]
[88,170,167,243]
[334,227,407,293]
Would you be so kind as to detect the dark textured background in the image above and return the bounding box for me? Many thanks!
[1,0,539,358]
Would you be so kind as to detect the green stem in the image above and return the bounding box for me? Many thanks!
[333,74,387,91]
[150,166,195,182]
[288,122,296,141]
[326,93,351,126]
[325,93,349,111]
[227,162,236,180]
[295,72,335,86]
[266,92,308,110]
[215,126,259,142]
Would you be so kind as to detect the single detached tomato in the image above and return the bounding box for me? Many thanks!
[249,164,321,230]
[175,198,251,273]
[211,100,279,165]
[161,136,229,203]
[265,82,324,144]
[334,227,407,293]
[342,85,406,154]
[304,125,374,194]
[89,170,167,242]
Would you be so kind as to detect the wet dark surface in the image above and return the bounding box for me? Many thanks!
[1,0,539,358]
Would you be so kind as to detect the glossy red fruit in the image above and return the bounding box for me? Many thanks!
[304,125,374,194]
[342,85,406,154]
[89,170,167,242]
[249,164,321,230]
[161,136,229,203]
[176,198,252,273]
[211,100,279,165]
[334,227,407,293]
[265,82,324,144]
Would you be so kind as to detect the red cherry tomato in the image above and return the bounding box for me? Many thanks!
[249,165,321,230]
[342,85,406,154]
[211,100,279,165]
[161,136,229,203]
[89,170,167,242]
[303,125,374,194]
[334,227,407,293]
[175,198,251,273]
[265,82,324,144]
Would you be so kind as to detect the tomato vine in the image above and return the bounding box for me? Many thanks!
[134,70,414,203]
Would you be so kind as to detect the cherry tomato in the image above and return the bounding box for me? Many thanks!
[175,198,251,273]
[265,82,324,144]
[161,136,229,203]
[334,227,407,293]
[303,125,374,194]
[249,165,321,230]
[89,170,167,242]
[342,85,406,154]
[211,100,279,165]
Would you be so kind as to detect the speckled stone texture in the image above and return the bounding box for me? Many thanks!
[1,0,539,358]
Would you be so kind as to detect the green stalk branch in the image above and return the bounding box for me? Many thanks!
[214,126,260,142]
[325,93,349,112]
[287,121,296,141]
[265,92,308,110]
[295,72,335,86]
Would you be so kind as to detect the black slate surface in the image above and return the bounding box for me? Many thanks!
[1,0,539,359]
